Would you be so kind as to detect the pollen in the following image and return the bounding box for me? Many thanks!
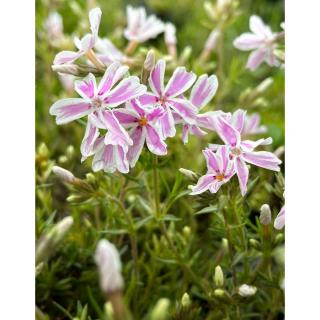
[231,147,241,156]
[91,97,103,109]
[138,117,148,126]
[216,173,225,181]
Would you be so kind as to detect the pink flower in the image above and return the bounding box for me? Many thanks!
[274,206,285,230]
[139,59,198,139]
[114,99,167,167]
[94,38,126,65]
[190,146,235,195]
[233,15,280,71]
[54,7,102,65]
[177,74,219,143]
[213,112,282,195]
[124,6,164,43]
[50,62,146,125]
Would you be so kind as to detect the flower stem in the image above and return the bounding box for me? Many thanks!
[125,40,138,55]
[85,49,105,69]
[152,155,161,220]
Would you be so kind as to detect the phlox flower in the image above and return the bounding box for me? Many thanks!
[233,15,280,71]
[94,38,126,65]
[45,12,63,43]
[190,146,235,195]
[175,74,219,144]
[213,111,282,195]
[139,59,198,139]
[124,6,164,43]
[274,206,285,230]
[114,99,167,167]
[54,7,102,65]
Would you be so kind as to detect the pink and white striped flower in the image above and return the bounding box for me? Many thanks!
[213,112,281,195]
[114,99,167,167]
[139,59,198,139]
[274,206,285,230]
[233,15,280,71]
[54,7,102,65]
[50,62,146,125]
[124,6,164,43]
[190,146,235,195]
[175,74,219,144]
[94,38,126,65]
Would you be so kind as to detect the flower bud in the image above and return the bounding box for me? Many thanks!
[86,172,96,185]
[255,77,273,94]
[144,50,156,72]
[274,233,284,245]
[164,23,177,46]
[36,216,74,264]
[214,289,225,297]
[249,238,260,250]
[179,168,197,180]
[204,29,220,51]
[95,239,124,295]
[104,302,115,320]
[45,12,63,42]
[238,284,257,297]
[221,238,229,253]
[52,166,75,183]
[58,155,68,164]
[182,226,191,237]
[150,298,170,320]
[274,145,285,158]
[179,46,192,65]
[214,265,224,287]
[259,204,272,225]
[181,293,191,308]
[52,63,80,76]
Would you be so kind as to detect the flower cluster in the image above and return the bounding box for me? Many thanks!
[49,6,282,197]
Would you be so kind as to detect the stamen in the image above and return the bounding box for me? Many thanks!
[138,117,148,126]
[216,173,225,181]
[231,147,241,156]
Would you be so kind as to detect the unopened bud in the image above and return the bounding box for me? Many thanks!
[259,204,272,225]
[274,233,284,245]
[182,226,191,237]
[274,145,285,158]
[238,284,257,297]
[37,142,49,158]
[249,238,260,250]
[58,155,68,164]
[221,238,229,253]
[45,12,64,42]
[36,216,74,264]
[104,302,115,320]
[205,29,220,51]
[52,166,75,183]
[52,63,80,76]
[179,168,197,180]
[144,50,156,72]
[164,23,177,58]
[214,289,225,297]
[66,145,75,158]
[86,172,96,185]
[255,77,273,94]
[181,293,191,308]
[179,46,192,65]
[204,1,216,20]
[95,239,124,295]
[150,298,170,320]
[214,265,224,287]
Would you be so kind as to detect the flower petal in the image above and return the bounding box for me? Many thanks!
[242,151,281,171]
[232,109,246,133]
[49,98,91,124]
[169,98,197,125]
[80,117,99,159]
[89,7,102,39]
[240,137,272,151]
[190,174,215,195]
[114,145,129,173]
[53,50,83,65]
[214,116,241,147]
[158,108,176,139]
[127,126,146,167]
[98,62,129,96]
[146,125,167,155]
[274,206,285,230]
[233,33,264,51]
[235,157,249,196]
[246,49,266,71]
[92,144,115,172]
[249,15,272,38]
[149,59,165,96]
[203,149,219,173]
[138,93,158,106]
[190,74,218,109]
[104,76,146,107]
[164,67,196,98]
[74,73,97,99]
[113,108,138,128]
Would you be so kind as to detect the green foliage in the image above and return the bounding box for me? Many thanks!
[36,0,284,319]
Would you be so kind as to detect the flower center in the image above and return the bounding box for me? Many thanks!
[91,97,103,109]
[231,147,241,157]
[138,117,148,126]
[216,173,225,181]
[158,96,166,106]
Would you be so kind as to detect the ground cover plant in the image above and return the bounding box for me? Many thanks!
[36,0,285,319]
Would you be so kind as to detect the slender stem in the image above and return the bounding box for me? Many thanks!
[85,49,105,69]
[125,40,138,55]
[152,155,161,220]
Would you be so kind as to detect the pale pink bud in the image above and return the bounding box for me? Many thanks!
[204,29,220,51]
[164,23,177,46]
[52,166,75,183]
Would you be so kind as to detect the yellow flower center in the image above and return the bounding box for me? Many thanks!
[231,147,241,156]
[138,117,148,126]
[216,173,225,181]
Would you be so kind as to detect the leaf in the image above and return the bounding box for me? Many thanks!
[161,214,182,222]
[194,205,219,215]
[135,215,154,229]
[99,229,128,235]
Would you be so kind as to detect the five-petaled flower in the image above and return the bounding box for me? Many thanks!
[213,111,282,195]
[233,15,281,71]
[139,59,198,139]
[124,6,164,43]
[54,7,102,65]
[191,146,235,195]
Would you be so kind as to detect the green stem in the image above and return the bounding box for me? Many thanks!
[152,155,161,220]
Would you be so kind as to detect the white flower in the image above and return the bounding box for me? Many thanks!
[45,12,63,42]
[238,284,257,297]
[94,239,124,294]
[124,6,164,43]
[164,22,176,46]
